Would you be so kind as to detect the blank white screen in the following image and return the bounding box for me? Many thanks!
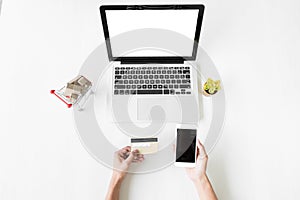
[105,10,199,57]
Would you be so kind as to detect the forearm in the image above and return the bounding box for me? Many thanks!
[193,175,218,200]
[105,173,124,200]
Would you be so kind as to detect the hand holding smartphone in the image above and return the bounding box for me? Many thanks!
[175,124,198,168]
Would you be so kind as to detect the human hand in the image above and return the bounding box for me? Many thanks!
[185,139,208,183]
[113,146,144,180]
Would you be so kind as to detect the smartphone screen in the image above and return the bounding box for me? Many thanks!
[176,128,197,163]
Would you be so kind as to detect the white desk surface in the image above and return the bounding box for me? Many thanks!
[1,0,300,199]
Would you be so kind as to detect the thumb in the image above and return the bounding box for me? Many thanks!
[125,150,137,164]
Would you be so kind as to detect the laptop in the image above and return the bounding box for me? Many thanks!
[100,4,205,123]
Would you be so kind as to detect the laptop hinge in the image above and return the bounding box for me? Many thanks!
[120,57,184,64]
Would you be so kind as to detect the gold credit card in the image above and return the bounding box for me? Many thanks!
[131,138,158,154]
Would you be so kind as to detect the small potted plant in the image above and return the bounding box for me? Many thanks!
[203,78,221,96]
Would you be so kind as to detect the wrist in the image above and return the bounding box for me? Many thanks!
[112,171,126,182]
[192,174,208,185]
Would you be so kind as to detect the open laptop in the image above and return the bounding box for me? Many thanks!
[100,4,205,123]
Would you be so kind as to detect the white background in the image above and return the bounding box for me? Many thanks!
[0,0,300,199]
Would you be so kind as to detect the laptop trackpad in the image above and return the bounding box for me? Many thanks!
[137,97,182,122]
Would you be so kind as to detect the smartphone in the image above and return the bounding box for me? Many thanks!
[175,124,198,168]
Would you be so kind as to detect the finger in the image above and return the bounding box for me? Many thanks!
[122,146,131,153]
[133,154,144,161]
[116,146,130,155]
[132,156,145,162]
[124,149,139,164]
[198,140,208,159]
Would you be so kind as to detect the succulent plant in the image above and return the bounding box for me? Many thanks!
[203,78,221,95]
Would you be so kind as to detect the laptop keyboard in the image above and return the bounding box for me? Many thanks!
[113,66,192,95]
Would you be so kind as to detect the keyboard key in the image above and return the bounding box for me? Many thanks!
[142,85,147,89]
[158,85,162,89]
[153,85,158,89]
[186,75,190,79]
[163,85,168,88]
[120,90,124,95]
[183,70,190,74]
[124,80,128,84]
[115,80,123,84]
[128,75,132,79]
[148,85,152,89]
[132,85,137,89]
[180,85,191,89]
[149,75,153,79]
[126,85,131,89]
[164,90,169,94]
[133,75,137,79]
[169,85,173,88]
[114,90,119,95]
[150,80,154,84]
[115,85,125,89]
[137,90,163,95]
[137,85,142,89]
[129,80,133,84]
[130,90,137,94]
[125,90,129,95]
[145,80,150,84]
[115,71,119,74]
[115,75,122,79]
[123,75,127,79]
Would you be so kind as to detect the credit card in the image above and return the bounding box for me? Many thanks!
[131,138,158,154]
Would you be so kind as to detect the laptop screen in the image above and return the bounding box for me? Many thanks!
[106,10,199,57]
[100,5,205,63]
